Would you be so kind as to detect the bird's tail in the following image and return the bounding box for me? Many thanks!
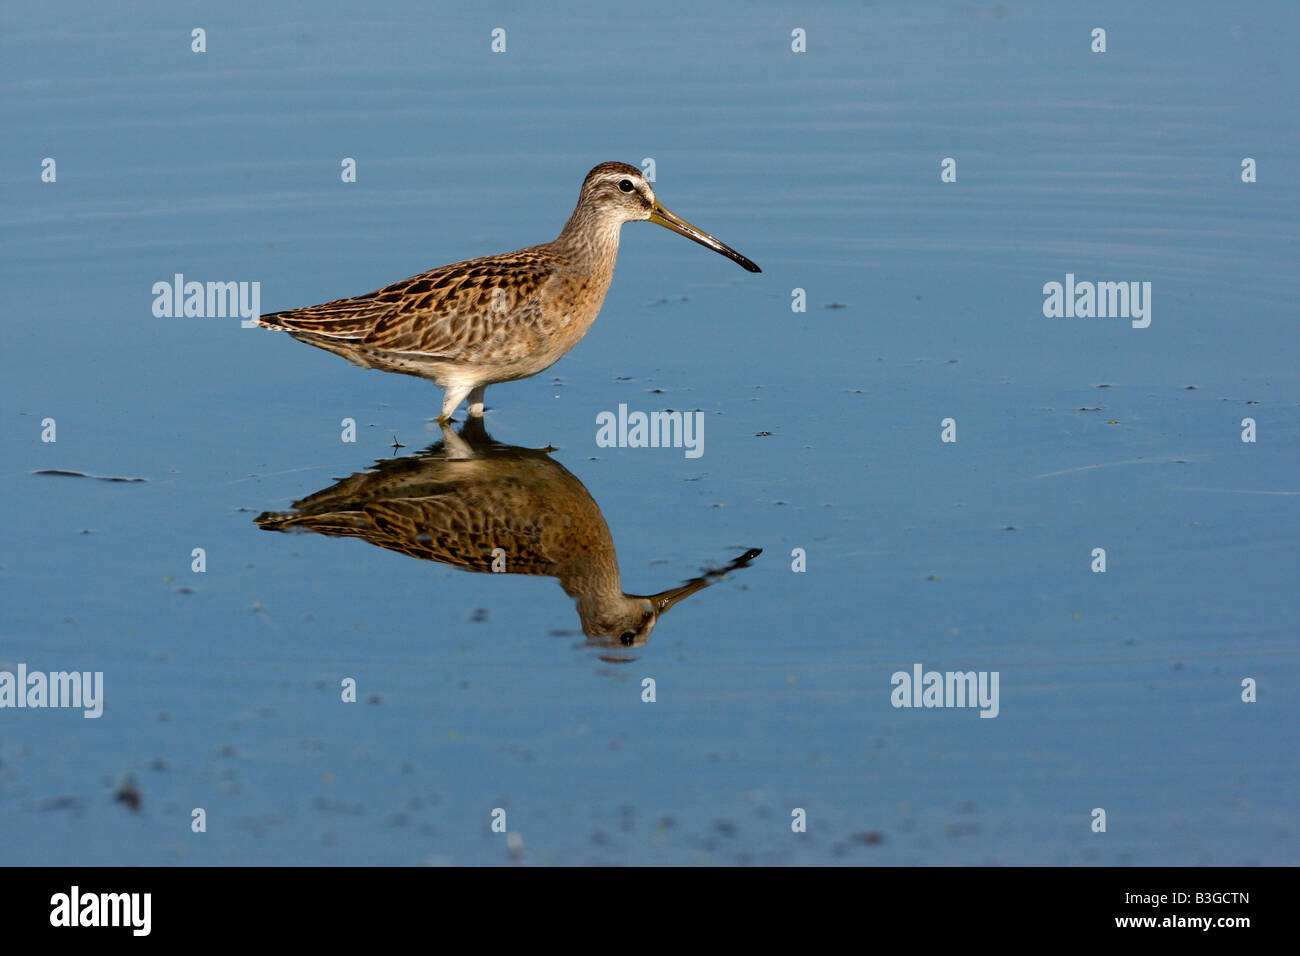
[256,296,394,338]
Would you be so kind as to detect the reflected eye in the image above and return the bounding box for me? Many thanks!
[619,631,635,646]
[618,179,634,193]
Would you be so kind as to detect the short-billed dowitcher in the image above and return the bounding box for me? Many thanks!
[259,162,761,422]
[255,419,761,651]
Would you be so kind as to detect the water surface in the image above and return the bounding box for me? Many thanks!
[1,0,1296,864]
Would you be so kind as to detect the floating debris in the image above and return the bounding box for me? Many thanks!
[114,777,142,812]
[33,469,147,483]
[39,796,86,814]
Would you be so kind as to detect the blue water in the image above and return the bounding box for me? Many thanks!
[1,0,1296,865]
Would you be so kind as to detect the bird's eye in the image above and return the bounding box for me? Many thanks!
[619,631,635,646]
[618,179,634,193]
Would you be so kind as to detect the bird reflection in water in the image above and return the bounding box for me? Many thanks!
[255,419,759,658]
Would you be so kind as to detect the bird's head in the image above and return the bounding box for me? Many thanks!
[574,161,761,273]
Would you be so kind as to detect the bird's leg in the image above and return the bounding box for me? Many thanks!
[438,385,474,425]
[439,422,473,459]
[467,386,487,418]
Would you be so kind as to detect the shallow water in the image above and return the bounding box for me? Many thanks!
[1,0,1297,865]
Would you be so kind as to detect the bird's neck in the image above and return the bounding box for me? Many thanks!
[552,205,623,275]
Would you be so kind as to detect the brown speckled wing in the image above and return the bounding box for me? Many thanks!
[256,491,579,578]
[360,250,556,355]
[259,295,396,337]
[260,248,558,360]
[355,498,563,575]
[254,440,609,580]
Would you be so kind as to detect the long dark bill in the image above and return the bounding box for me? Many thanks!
[649,202,762,273]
